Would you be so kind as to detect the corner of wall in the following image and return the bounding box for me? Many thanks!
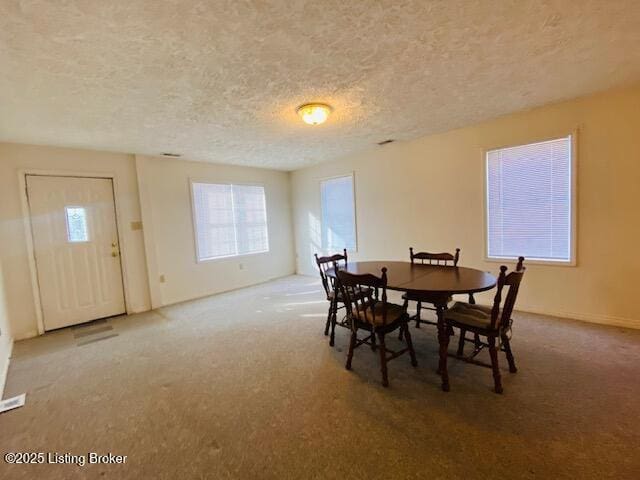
[0,260,15,398]
[285,169,298,276]
[134,155,162,309]
[0,338,14,399]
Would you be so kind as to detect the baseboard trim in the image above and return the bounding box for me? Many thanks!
[291,274,640,330]
[0,338,14,399]
[14,329,39,341]
[128,305,152,315]
[516,305,640,330]
[158,272,297,309]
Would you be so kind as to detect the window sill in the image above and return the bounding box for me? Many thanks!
[322,247,358,254]
[196,250,270,264]
[484,256,576,267]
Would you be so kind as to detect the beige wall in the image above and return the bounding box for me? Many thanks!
[0,260,13,396]
[0,143,295,340]
[1,84,638,338]
[0,143,151,340]
[292,85,640,329]
[136,155,295,307]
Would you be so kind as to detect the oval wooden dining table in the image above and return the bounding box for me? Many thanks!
[327,261,497,391]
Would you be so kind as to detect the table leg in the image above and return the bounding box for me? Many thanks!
[329,295,338,347]
[436,304,450,392]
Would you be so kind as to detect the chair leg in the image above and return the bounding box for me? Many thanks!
[400,298,409,342]
[324,303,332,336]
[378,332,389,387]
[457,328,466,356]
[488,336,503,394]
[345,330,357,371]
[436,306,450,392]
[415,301,422,328]
[329,304,337,347]
[403,324,418,367]
[370,330,377,351]
[501,333,517,373]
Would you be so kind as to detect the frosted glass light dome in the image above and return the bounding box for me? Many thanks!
[297,103,332,125]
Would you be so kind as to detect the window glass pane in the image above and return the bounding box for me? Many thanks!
[192,183,269,261]
[193,183,236,260]
[65,207,89,242]
[321,175,356,251]
[486,136,572,262]
[233,185,269,255]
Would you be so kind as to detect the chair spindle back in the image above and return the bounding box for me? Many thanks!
[314,249,348,300]
[410,247,460,266]
[489,257,526,330]
[336,265,390,327]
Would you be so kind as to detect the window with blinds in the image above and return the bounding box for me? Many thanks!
[321,174,357,252]
[486,135,574,263]
[192,182,269,261]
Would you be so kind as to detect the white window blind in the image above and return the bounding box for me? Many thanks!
[232,185,269,256]
[192,183,269,261]
[486,135,574,263]
[321,175,357,251]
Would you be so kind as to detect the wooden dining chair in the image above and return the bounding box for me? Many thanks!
[336,265,417,387]
[314,249,348,346]
[443,257,525,394]
[404,247,460,329]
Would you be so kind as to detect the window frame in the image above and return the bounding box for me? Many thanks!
[319,172,358,253]
[482,132,578,267]
[189,179,270,263]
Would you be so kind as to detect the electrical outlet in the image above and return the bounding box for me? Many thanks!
[159,274,166,283]
[239,263,244,270]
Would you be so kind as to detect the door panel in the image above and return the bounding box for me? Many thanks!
[26,175,126,330]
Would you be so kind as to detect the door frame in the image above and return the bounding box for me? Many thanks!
[19,169,131,334]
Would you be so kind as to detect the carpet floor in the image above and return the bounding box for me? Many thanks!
[1,275,639,479]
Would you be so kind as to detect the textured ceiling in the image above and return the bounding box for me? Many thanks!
[1,1,640,170]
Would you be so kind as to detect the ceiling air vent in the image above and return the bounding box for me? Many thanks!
[377,139,394,146]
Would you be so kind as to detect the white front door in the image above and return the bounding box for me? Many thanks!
[26,175,126,330]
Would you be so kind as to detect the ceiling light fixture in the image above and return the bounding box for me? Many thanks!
[297,103,332,125]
